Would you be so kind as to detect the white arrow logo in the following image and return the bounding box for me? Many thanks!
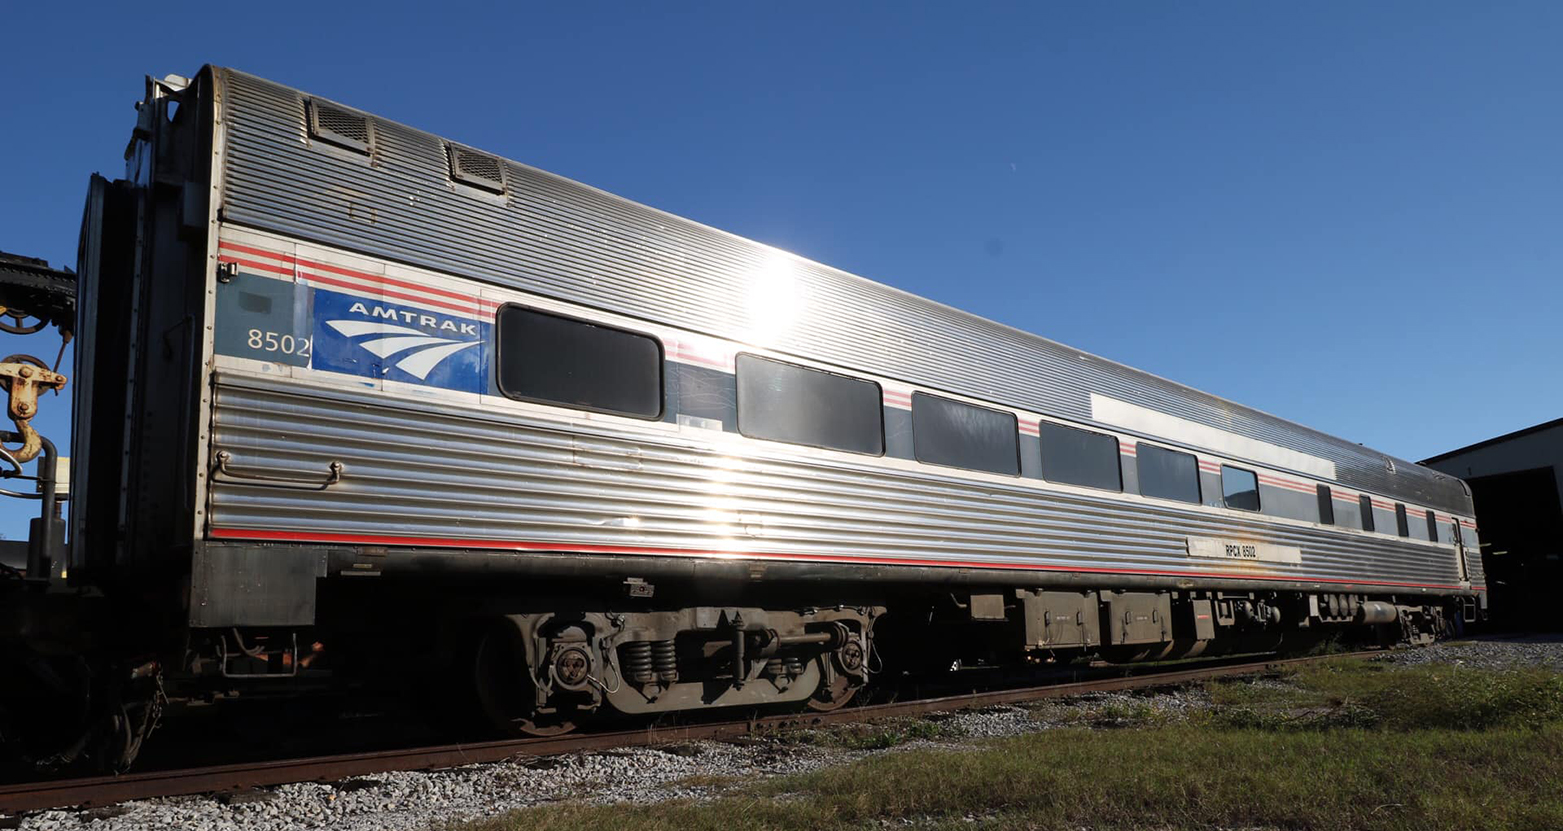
[326,320,480,381]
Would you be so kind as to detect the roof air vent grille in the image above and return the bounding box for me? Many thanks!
[307,99,373,153]
[447,144,506,193]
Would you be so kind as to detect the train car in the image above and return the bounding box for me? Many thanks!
[0,66,1483,770]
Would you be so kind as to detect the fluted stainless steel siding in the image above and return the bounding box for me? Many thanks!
[212,66,1470,516]
[209,373,1468,593]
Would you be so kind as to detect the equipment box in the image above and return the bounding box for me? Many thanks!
[1018,589,1101,648]
[1102,591,1172,645]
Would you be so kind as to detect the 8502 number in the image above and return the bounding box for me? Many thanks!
[247,329,312,358]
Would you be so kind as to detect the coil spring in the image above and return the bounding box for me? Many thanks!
[621,641,654,684]
[651,639,678,683]
[763,656,805,678]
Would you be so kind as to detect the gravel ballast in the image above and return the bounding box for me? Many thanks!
[8,633,1562,831]
[1378,633,1563,671]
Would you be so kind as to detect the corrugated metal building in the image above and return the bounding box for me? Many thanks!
[1423,419,1563,629]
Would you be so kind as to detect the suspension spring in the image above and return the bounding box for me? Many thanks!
[651,639,678,683]
[620,641,654,684]
[763,656,805,678]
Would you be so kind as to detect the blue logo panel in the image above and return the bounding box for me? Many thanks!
[311,289,489,394]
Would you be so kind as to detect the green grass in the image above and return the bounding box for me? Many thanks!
[788,715,948,749]
[449,658,1563,831]
[1205,658,1563,731]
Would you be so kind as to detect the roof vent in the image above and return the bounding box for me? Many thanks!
[307,99,373,153]
[447,144,506,193]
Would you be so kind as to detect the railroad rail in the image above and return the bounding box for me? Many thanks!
[0,650,1383,816]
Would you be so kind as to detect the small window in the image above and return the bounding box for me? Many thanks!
[1426,509,1438,542]
[1395,503,1409,537]
[1221,465,1260,511]
[1137,444,1201,504]
[1317,485,1335,525]
[911,393,1019,475]
[1039,422,1122,491]
[736,354,883,455]
[495,305,662,419]
[1359,494,1376,532]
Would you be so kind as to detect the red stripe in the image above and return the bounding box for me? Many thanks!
[219,255,293,277]
[667,346,731,371]
[220,254,487,317]
[671,353,730,371]
[299,271,484,316]
[1255,472,1322,495]
[221,241,485,306]
[1256,475,1317,495]
[220,245,502,315]
[208,527,1479,592]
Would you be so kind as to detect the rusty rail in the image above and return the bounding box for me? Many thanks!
[0,650,1378,815]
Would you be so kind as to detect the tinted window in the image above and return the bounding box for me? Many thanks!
[1359,494,1376,532]
[1426,509,1438,542]
[911,393,1018,475]
[1395,503,1409,537]
[1221,466,1260,511]
[735,354,882,455]
[495,305,662,418]
[1137,444,1201,504]
[1039,422,1122,491]
[1317,485,1335,525]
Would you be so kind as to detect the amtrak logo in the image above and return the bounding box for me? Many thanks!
[325,318,479,381]
[311,289,489,394]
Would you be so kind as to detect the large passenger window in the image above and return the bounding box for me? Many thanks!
[495,305,662,418]
[1395,503,1410,537]
[1039,422,1122,491]
[735,354,883,455]
[1317,485,1335,525]
[1359,494,1375,532]
[1221,465,1260,511]
[1136,444,1201,504]
[911,393,1019,475]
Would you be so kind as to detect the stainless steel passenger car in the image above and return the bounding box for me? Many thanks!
[12,65,1486,765]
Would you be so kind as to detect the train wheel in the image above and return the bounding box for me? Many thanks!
[805,673,860,712]
[806,633,870,712]
[472,624,577,737]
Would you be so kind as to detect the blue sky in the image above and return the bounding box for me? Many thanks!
[1,2,1559,537]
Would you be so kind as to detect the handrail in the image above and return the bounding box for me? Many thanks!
[211,451,343,491]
